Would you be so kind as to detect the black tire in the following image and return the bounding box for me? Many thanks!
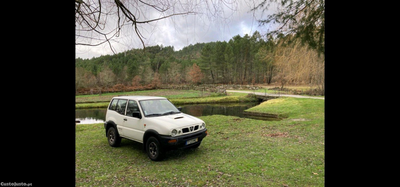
[146,136,165,161]
[107,127,121,147]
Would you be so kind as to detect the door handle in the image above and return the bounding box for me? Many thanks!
[123,118,127,121]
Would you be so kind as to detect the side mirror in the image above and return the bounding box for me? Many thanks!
[132,111,142,119]
[177,107,182,111]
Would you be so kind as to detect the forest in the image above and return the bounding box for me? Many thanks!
[75,31,324,95]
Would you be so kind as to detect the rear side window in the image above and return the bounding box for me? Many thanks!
[109,99,118,110]
[116,99,127,115]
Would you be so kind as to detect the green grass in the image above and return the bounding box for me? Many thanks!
[75,102,110,109]
[245,97,324,120]
[76,97,324,186]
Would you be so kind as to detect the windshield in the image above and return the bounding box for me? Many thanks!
[139,99,181,117]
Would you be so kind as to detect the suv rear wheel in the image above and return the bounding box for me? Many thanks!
[107,127,121,147]
[146,136,165,161]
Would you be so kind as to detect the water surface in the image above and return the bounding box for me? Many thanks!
[75,102,278,124]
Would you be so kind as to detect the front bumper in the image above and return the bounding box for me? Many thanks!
[158,128,207,150]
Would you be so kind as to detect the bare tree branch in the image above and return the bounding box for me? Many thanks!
[138,0,169,12]
[76,0,197,53]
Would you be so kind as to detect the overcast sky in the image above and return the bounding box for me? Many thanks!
[75,0,278,59]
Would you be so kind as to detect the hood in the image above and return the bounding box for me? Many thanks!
[145,113,204,129]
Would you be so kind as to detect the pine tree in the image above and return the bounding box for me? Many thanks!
[199,44,215,83]
[253,0,325,56]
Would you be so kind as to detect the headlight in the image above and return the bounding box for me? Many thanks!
[171,129,177,137]
[201,123,206,129]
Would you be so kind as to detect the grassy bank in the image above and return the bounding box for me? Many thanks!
[76,97,324,186]
[243,85,324,96]
[245,97,324,119]
[75,89,257,109]
[76,89,215,103]
[169,95,256,105]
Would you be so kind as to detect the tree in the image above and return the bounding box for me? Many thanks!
[253,0,325,56]
[132,75,142,87]
[188,63,204,85]
[273,37,324,92]
[76,33,324,93]
[255,35,276,84]
[167,62,182,84]
[76,67,97,89]
[98,65,116,87]
[230,35,243,84]
[223,43,235,84]
[213,41,227,83]
[240,34,251,84]
[151,72,161,89]
[199,43,215,83]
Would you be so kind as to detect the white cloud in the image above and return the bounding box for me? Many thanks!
[75,0,276,59]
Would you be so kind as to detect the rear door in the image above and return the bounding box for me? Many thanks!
[121,100,144,142]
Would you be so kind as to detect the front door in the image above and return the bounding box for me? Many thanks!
[122,100,144,143]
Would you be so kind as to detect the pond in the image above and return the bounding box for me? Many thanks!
[76,102,280,124]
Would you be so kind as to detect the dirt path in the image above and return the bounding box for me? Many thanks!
[226,90,325,100]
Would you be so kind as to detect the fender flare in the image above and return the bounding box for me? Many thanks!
[143,129,161,150]
[104,121,118,137]
[143,129,160,142]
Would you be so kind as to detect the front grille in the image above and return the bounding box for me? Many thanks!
[182,130,205,141]
[182,125,199,133]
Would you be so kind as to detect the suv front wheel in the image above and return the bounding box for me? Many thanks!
[146,136,165,161]
[107,127,121,147]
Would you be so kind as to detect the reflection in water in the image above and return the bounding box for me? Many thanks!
[76,109,106,124]
[76,118,105,124]
[76,102,279,124]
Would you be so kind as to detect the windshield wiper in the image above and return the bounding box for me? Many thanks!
[162,111,180,115]
[146,113,163,117]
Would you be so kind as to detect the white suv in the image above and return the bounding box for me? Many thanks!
[104,96,207,161]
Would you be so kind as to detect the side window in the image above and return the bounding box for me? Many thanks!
[126,100,140,117]
[116,99,127,115]
[109,99,118,111]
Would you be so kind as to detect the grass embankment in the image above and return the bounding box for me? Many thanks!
[243,85,324,96]
[244,97,322,119]
[76,89,210,103]
[76,97,324,186]
[169,95,255,105]
[75,89,256,109]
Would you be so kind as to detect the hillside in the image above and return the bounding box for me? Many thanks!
[76,32,324,95]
